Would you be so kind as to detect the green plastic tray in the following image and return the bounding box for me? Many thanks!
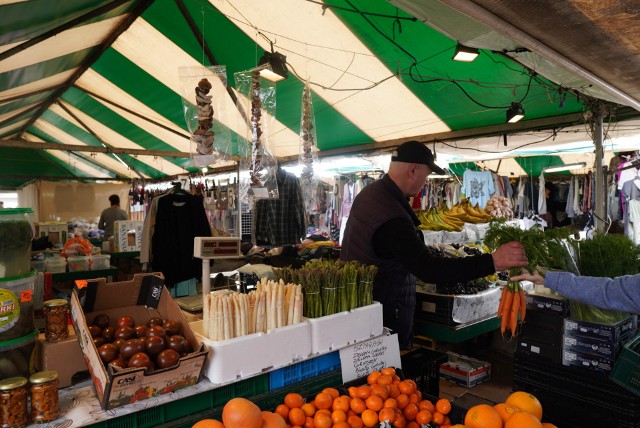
[610,333,640,397]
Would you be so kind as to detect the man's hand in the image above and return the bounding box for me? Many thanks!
[511,268,545,285]
[491,241,528,271]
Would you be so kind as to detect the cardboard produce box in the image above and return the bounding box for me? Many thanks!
[439,351,491,387]
[34,327,87,388]
[113,221,143,252]
[69,273,206,410]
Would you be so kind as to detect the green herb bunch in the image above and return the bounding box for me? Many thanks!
[0,220,32,252]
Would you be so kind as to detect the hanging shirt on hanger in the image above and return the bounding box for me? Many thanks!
[538,174,547,215]
[462,170,495,208]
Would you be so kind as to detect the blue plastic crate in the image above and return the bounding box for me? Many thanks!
[269,351,341,390]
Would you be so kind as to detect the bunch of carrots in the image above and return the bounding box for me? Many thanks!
[484,220,576,338]
[497,268,527,336]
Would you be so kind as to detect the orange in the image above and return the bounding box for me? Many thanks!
[464,404,502,428]
[418,399,435,413]
[314,392,333,410]
[274,404,290,421]
[303,416,314,428]
[377,374,393,386]
[381,367,396,376]
[313,411,332,428]
[315,409,331,416]
[415,390,423,402]
[432,411,445,425]
[365,394,384,412]
[398,380,415,395]
[378,407,397,423]
[384,397,398,409]
[222,397,262,428]
[331,409,347,424]
[393,413,407,428]
[350,397,366,414]
[322,387,340,400]
[388,382,401,398]
[494,402,521,423]
[356,385,372,400]
[302,416,316,428]
[261,411,287,428]
[347,414,364,428]
[367,370,381,385]
[191,420,224,428]
[506,391,543,420]
[284,392,305,409]
[301,402,316,417]
[361,409,379,427]
[505,412,543,428]
[333,422,350,428]
[396,393,409,409]
[348,386,358,399]
[415,409,433,425]
[407,422,420,428]
[288,407,306,426]
[403,403,419,421]
[541,423,558,428]
[436,398,452,415]
[331,396,350,412]
[408,393,419,405]
[371,384,390,401]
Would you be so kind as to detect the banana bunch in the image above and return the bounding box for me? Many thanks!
[418,205,465,231]
[450,200,493,223]
[418,200,493,231]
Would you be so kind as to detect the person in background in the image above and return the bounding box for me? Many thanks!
[340,140,528,349]
[98,194,128,239]
[511,268,640,313]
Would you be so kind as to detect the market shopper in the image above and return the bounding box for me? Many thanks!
[340,140,528,349]
[511,268,640,313]
[98,194,128,239]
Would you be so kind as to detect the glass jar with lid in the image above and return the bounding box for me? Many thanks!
[0,376,28,428]
[43,299,69,342]
[29,371,59,423]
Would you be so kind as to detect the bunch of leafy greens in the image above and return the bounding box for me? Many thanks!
[571,233,640,324]
[483,220,576,274]
[577,233,640,277]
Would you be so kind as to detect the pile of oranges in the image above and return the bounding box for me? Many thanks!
[462,391,557,428]
[272,367,453,428]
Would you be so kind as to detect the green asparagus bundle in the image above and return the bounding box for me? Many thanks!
[358,264,377,307]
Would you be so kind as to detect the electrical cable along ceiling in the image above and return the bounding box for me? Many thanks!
[1,0,639,189]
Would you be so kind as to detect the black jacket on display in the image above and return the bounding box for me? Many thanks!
[152,193,211,287]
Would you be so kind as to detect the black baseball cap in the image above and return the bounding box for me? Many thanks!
[391,140,446,175]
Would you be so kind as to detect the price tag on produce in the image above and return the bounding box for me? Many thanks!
[339,334,402,383]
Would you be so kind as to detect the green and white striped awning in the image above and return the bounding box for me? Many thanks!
[1,0,639,189]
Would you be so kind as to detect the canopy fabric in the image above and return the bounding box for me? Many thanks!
[1,0,639,189]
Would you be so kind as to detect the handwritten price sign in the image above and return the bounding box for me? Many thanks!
[339,334,401,383]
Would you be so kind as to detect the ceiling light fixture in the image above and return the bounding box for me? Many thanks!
[258,47,289,83]
[506,102,525,123]
[452,43,479,62]
[542,162,587,173]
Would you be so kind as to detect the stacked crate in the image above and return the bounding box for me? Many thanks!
[514,292,640,427]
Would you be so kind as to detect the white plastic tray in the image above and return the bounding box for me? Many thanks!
[308,301,383,354]
[191,319,311,384]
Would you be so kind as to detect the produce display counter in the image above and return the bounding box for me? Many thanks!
[21,353,344,428]
[414,316,500,343]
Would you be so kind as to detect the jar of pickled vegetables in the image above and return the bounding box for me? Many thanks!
[29,371,59,423]
[43,299,69,342]
[0,376,28,428]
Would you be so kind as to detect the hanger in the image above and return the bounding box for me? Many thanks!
[171,181,189,196]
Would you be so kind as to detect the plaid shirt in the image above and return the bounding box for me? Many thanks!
[254,170,306,246]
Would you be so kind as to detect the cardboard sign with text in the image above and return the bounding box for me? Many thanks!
[339,334,401,383]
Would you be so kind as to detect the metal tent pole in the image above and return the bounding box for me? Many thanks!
[593,106,606,232]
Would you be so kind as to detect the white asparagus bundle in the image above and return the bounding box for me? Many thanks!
[202,278,304,341]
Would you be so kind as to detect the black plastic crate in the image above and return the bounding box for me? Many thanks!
[525,293,569,316]
[513,376,640,428]
[401,347,448,397]
[514,351,640,414]
[415,291,457,325]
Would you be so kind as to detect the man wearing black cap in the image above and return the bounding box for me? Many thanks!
[340,140,528,349]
